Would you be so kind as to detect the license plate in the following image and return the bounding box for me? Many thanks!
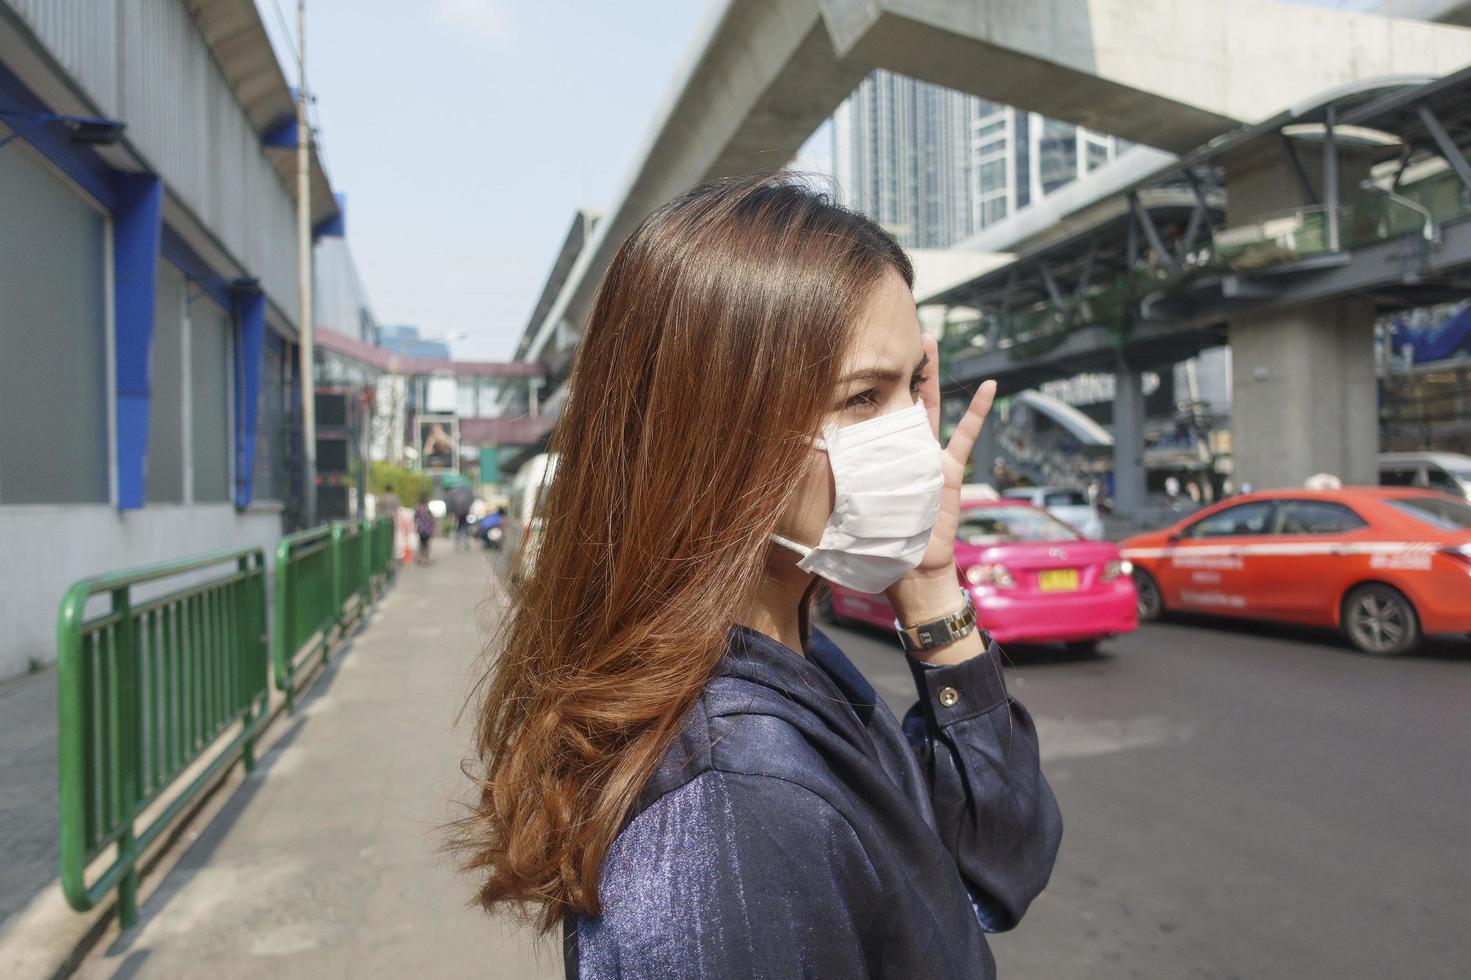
[1038,569,1080,592]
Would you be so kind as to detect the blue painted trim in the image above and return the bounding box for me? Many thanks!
[314,192,346,238]
[158,224,235,311]
[262,111,297,149]
[113,174,164,511]
[234,289,266,509]
[0,61,116,208]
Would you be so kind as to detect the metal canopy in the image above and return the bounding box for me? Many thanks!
[1340,63,1471,144]
[315,328,546,378]
[185,0,338,228]
[944,320,1228,395]
[927,189,1221,311]
[930,70,1471,394]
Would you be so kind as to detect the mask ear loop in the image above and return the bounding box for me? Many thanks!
[768,426,832,558]
[770,532,813,558]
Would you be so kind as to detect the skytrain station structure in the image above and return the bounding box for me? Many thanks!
[497,0,1471,521]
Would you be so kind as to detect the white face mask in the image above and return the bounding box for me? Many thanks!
[771,401,944,594]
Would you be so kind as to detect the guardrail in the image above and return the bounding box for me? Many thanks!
[273,516,397,710]
[56,546,270,929]
[59,516,399,927]
[273,525,337,711]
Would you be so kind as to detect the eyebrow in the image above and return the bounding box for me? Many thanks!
[837,352,929,386]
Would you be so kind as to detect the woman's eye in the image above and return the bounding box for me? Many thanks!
[909,374,929,396]
[843,388,878,410]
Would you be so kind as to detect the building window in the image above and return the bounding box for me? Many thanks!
[148,262,186,503]
[253,341,290,504]
[0,144,108,505]
[189,295,233,502]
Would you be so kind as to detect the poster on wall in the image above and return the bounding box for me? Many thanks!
[416,415,459,473]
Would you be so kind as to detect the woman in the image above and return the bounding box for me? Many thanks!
[413,499,435,565]
[457,173,1062,977]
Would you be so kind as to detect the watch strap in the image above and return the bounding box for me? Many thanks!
[894,590,977,654]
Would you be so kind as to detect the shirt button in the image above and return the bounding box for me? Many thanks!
[938,686,959,708]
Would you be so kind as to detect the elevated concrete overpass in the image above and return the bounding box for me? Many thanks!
[930,67,1471,502]
[506,0,1471,499]
[521,0,1471,375]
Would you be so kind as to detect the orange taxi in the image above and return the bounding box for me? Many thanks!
[1120,488,1471,656]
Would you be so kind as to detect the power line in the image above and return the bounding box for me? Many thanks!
[267,0,301,73]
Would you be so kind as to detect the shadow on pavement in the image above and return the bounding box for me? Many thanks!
[100,627,364,960]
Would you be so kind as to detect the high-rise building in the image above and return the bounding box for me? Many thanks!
[832,71,1125,248]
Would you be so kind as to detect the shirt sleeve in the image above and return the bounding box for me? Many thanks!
[573,769,882,980]
[900,637,1063,932]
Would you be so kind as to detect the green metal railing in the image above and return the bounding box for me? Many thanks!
[273,516,397,709]
[56,546,269,929]
[59,516,400,927]
[333,520,369,628]
[273,525,338,710]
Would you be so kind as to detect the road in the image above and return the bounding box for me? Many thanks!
[824,612,1471,980]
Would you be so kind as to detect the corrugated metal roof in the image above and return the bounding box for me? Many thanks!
[185,0,338,227]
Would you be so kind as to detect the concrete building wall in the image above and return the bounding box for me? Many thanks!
[0,505,284,677]
[5,0,300,313]
[0,0,316,680]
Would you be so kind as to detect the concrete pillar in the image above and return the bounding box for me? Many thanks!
[1222,140,1380,490]
[1112,356,1146,517]
[971,403,1000,488]
[1229,300,1377,489]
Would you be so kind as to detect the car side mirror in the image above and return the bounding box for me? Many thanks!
[1166,531,1183,543]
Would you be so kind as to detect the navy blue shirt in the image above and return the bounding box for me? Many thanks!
[565,624,1062,978]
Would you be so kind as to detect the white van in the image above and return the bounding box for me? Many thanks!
[1377,451,1471,503]
[497,453,559,582]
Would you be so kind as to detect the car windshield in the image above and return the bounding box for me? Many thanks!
[957,506,1080,545]
[1386,495,1471,530]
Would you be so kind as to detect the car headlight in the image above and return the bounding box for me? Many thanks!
[1101,559,1133,582]
[965,563,1015,589]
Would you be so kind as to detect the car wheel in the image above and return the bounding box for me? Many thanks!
[1133,568,1165,622]
[1342,584,1421,657]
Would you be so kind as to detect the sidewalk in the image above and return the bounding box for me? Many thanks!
[0,666,59,932]
[72,545,560,979]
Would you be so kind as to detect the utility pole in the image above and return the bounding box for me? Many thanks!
[296,0,317,527]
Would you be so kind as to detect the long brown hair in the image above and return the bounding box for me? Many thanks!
[454,172,913,931]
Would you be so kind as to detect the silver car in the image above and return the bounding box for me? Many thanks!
[1001,486,1105,539]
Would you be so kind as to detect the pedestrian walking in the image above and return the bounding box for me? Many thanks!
[376,483,401,521]
[448,483,475,551]
[413,500,434,565]
[454,174,1061,978]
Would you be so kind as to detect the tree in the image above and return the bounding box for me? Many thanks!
[368,461,432,506]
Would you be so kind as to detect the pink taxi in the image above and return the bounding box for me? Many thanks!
[820,499,1138,653]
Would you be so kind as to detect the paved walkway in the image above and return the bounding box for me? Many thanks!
[75,546,561,979]
[0,666,59,931]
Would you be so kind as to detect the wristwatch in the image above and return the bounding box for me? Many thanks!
[894,590,977,654]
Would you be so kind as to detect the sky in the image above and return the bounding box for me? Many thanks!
[259,0,1389,362]
[258,0,762,361]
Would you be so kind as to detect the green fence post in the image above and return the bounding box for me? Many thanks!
[360,519,373,607]
[274,537,294,713]
[239,554,257,772]
[330,523,344,644]
[111,586,140,930]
